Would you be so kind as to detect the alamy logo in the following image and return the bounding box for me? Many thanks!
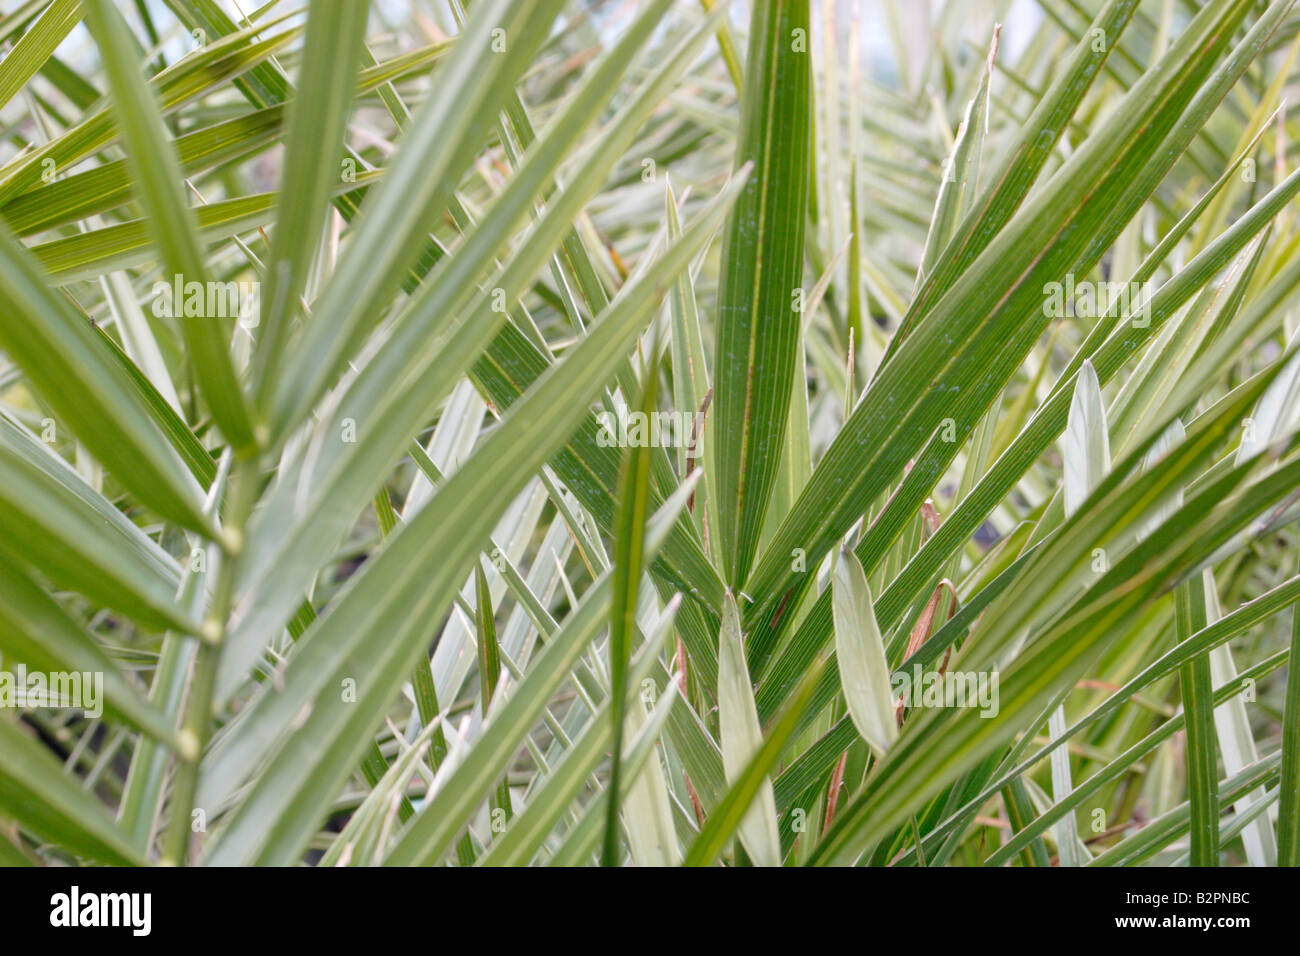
[152,273,260,328]
[1042,274,1153,325]
[50,886,151,936]
[595,407,706,458]
[0,665,102,718]
[892,665,999,718]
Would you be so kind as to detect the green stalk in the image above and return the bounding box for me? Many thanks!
[1176,578,1218,866]
[161,458,259,865]
[1278,601,1300,866]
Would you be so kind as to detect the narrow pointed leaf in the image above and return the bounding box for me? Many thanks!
[717,592,781,865]
[712,0,811,586]
[831,549,898,758]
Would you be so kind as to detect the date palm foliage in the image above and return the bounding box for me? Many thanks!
[1,0,1300,867]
